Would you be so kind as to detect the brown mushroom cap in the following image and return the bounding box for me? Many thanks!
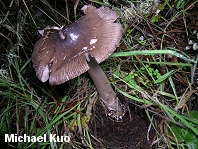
[32,5,122,85]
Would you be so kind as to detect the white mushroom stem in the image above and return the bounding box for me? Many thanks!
[87,56,125,120]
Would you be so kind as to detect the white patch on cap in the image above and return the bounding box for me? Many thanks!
[89,46,95,51]
[90,39,97,45]
[63,55,67,60]
[81,5,88,13]
[59,31,66,39]
[38,29,44,36]
[51,26,62,30]
[70,33,79,41]
[82,47,88,50]
[40,65,49,82]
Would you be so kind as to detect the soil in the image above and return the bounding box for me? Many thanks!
[89,102,155,149]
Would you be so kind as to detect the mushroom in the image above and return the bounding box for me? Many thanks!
[32,5,125,121]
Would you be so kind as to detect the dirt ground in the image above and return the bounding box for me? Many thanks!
[89,102,155,149]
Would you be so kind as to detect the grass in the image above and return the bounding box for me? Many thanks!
[0,0,198,148]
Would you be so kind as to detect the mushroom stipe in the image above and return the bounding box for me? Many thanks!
[32,5,125,121]
[87,55,126,120]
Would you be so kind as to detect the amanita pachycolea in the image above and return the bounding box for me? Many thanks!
[32,5,125,121]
